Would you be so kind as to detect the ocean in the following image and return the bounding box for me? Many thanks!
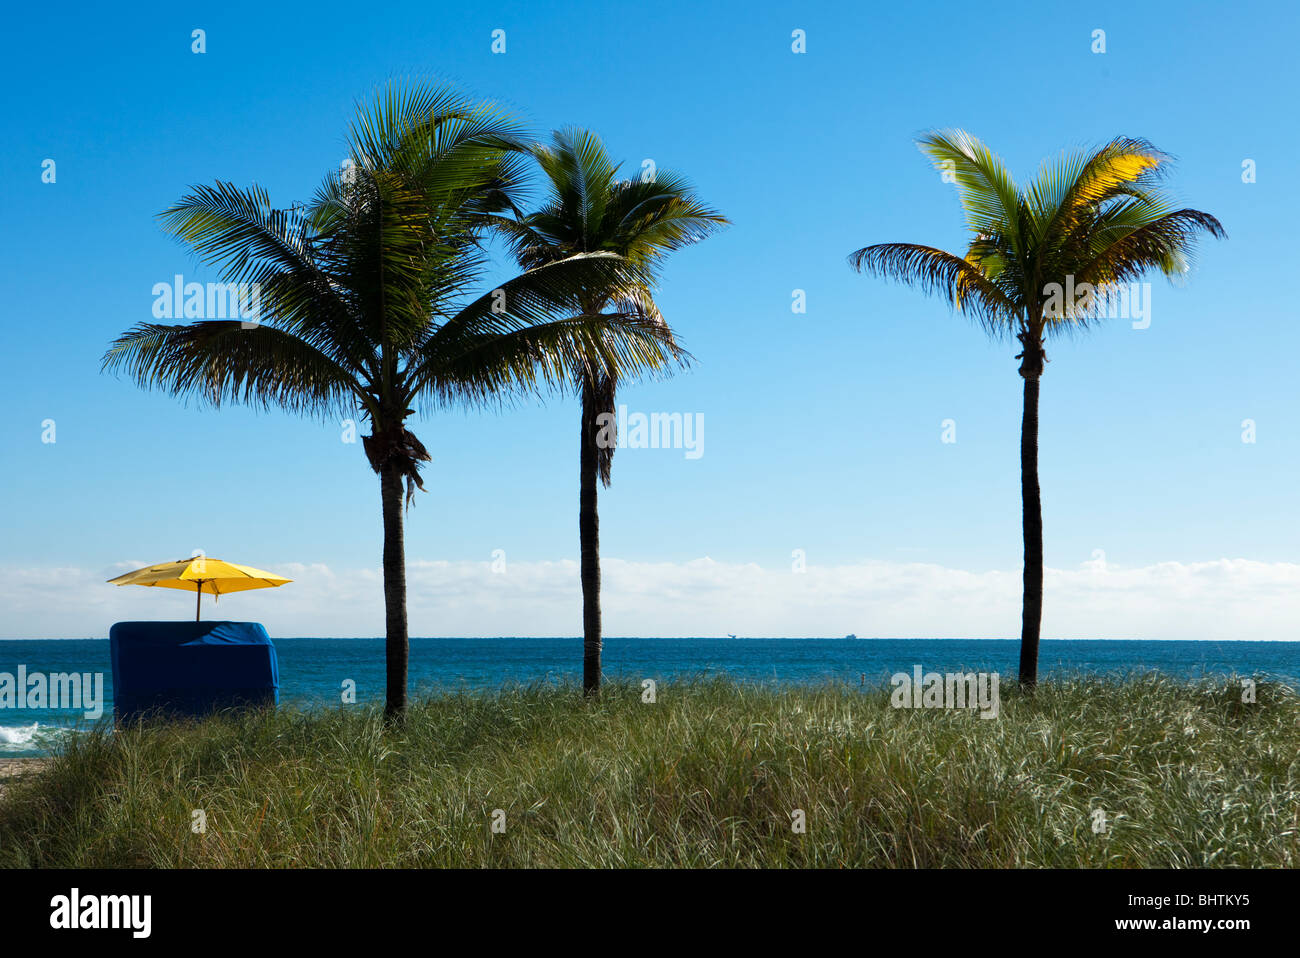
[2,637,1296,756]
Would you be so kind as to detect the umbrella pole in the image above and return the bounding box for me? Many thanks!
[196,581,202,621]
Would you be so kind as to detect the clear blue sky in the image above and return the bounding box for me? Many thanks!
[2,0,1296,636]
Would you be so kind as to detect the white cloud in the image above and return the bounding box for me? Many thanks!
[0,556,1296,640]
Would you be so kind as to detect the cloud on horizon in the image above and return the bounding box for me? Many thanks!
[0,555,1295,640]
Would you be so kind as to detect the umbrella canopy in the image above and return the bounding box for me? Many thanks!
[108,558,292,620]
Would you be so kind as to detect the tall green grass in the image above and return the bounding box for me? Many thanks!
[1,676,1296,867]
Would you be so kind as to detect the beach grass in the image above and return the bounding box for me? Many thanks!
[1,675,1297,868]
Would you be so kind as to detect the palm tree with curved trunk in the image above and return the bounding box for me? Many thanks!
[850,131,1224,688]
[103,85,681,719]
[496,128,727,694]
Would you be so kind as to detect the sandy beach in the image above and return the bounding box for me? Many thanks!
[0,759,48,802]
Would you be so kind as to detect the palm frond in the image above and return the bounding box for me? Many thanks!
[102,321,361,417]
[158,180,373,373]
[419,311,685,411]
[848,242,1018,336]
[1076,207,1226,288]
[918,130,1026,254]
[1027,136,1166,251]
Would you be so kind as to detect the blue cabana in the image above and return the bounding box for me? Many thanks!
[109,621,279,722]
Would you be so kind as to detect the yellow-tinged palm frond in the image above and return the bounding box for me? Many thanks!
[1027,137,1166,251]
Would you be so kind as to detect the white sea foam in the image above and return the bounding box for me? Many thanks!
[0,723,64,751]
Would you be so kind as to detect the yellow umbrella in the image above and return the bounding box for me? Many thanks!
[108,558,292,621]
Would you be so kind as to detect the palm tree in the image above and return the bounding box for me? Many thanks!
[103,84,680,719]
[849,131,1223,688]
[496,129,727,694]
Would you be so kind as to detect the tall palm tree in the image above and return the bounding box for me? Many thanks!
[103,85,680,719]
[496,129,727,694]
[849,131,1223,687]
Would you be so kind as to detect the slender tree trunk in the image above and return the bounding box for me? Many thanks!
[579,385,602,695]
[1018,369,1044,689]
[380,462,409,720]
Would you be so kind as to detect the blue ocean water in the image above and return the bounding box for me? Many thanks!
[1,637,1296,756]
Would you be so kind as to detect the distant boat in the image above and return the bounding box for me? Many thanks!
[845,634,858,640]
[727,634,737,639]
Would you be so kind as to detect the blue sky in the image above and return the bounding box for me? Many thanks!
[2,0,1297,637]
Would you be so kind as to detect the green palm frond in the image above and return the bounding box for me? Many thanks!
[158,181,374,372]
[515,129,727,269]
[418,252,639,360]
[102,321,361,417]
[160,182,319,291]
[410,252,688,405]
[344,82,526,184]
[1076,207,1226,288]
[424,310,684,410]
[918,130,1027,256]
[503,127,725,382]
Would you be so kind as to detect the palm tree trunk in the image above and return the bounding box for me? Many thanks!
[580,385,602,695]
[380,462,409,720]
[1018,370,1044,689]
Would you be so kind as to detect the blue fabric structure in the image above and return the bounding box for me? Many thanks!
[109,621,279,722]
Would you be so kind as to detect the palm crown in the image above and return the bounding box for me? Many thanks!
[851,130,1225,369]
[496,127,729,480]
